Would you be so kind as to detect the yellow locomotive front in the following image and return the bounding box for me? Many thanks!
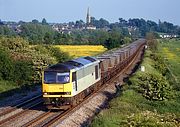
[42,57,101,109]
[42,63,75,109]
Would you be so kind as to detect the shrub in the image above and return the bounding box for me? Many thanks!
[134,73,173,101]
[0,48,14,80]
[150,53,168,76]
[0,47,33,86]
[13,60,33,86]
[146,32,158,51]
[0,36,29,52]
[46,46,70,62]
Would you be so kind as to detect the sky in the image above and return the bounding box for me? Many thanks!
[0,0,180,25]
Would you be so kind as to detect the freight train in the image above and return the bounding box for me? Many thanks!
[42,39,146,109]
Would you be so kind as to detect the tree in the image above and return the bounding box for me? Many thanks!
[75,20,85,28]
[32,19,39,24]
[20,22,55,44]
[44,32,53,44]
[0,48,14,80]
[99,18,109,28]
[14,60,33,86]
[0,19,3,25]
[90,17,109,28]
[0,26,17,36]
[42,18,48,25]
[123,37,132,44]
[146,32,158,51]
[103,29,123,49]
[119,18,127,27]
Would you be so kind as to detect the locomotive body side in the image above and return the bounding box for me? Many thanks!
[42,56,101,108]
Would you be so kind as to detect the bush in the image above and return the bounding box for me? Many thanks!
[0,36,29,52]
[150,53,168,76]
[46,46,71,62]
[146,32,158,51]
[0,47,33,86]
[0,48,14,80]
[134,72,173,101]
[13,60,33,86]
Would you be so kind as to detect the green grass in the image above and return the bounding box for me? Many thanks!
[91,89,180,127]
[0,80,18,93]
[91,40,180,127]
[158,39,180,83]
[0,80,40,99]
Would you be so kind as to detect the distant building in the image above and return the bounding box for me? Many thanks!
[159,34,178,38]
[86,7,91,25]
[86,7,96,30]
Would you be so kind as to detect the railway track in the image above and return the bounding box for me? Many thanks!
[0,95,43,126]
[0,94,42,117]
[20,44,145,127]
[22,110,53,127]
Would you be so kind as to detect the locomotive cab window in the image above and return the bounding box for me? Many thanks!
[72,72,77,91]
[95,65,99,80]
[44,71,70,84]
[72,72,77,82]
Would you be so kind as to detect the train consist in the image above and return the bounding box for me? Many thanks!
[42,39,146,109]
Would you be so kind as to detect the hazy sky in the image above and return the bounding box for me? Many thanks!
[0,0,180,25]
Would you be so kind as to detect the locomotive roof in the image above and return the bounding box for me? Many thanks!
[45,63,75,72]
[45,56,99,72]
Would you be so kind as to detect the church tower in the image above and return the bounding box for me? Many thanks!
[86,7,91,25]
[86,7,96,30]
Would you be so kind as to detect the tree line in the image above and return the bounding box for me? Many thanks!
[0,17,180,49]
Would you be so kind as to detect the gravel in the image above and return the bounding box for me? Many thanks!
[2,109,45,127]
[0,85,41,114]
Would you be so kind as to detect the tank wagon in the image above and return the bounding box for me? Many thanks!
[42,39,146,109]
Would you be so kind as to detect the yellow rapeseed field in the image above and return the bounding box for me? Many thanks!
[55,45,107,58]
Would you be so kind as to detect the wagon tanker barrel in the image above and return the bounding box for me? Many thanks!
[96,56,112,72]
[113,52,124,63]
[114,50,126,61]
[102,54,119,66]
[128,45,137,55]
[97,55,116,69]
[104,54,121,66]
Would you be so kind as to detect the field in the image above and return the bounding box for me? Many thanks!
[54,45,107,58]
[91,39,180,127]
[158,39,180,83]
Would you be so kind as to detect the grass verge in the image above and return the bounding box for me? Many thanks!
[91,40,180,127]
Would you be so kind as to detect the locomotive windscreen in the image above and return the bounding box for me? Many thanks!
[44,71,70,84]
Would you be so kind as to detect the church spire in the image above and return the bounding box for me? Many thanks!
[86,7,91,25]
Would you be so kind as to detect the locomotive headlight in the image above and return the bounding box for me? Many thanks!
[44,92,47,95]
[65,92,71,95]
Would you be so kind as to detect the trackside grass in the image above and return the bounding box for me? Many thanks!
[54,45,107,58]
[158,39,180,84]
[0,80,17,93]
[90,40,180,127]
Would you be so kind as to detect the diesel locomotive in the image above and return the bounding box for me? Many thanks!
[42,39,146,109]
